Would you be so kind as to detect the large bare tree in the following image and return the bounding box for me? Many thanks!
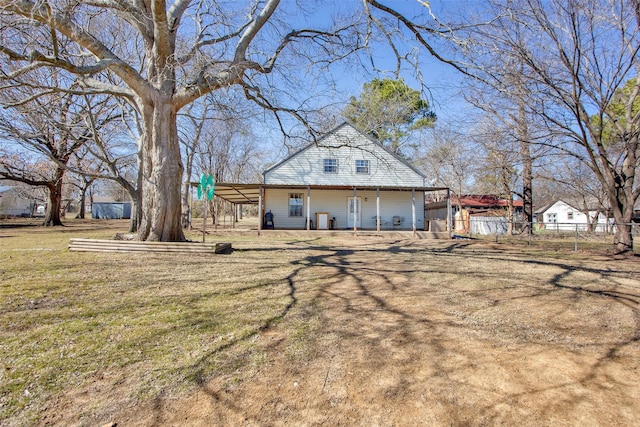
[462,63,546,231]
[463,0,640,253]
[0,0,358,240]
[0,0,466,241]
[0,83,90,225]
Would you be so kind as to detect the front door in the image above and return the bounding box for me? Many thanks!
[347,197,362,229]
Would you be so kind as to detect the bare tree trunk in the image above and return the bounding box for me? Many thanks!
[180,136,195,229]
[137,100,185,241]
[507,200,514,235]
[76,187,86,219]
[129,146,144,233]
[129,198,139,233]
[590,209,604,233]
[520,140,533,227]
[609,195,634,254]
[613,222,633,253]
[181,181,191,229]
[119,175,141,233]
[601,131,637,253]
[127,186,141,233]
[75,177,95,220]
[587,213,597,232]
[43,168,64,226]
[515,75,534,233]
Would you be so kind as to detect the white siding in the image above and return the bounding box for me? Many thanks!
[541,200,608,231]
[264,188,425,230]
[0,187,32,217]
[264,124,425,187]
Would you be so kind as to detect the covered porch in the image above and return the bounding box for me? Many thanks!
[192,182,451,238]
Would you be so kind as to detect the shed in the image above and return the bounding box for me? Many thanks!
[92,202,131,219]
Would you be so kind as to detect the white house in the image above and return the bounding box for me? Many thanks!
[209,122,449,233]
[535,199,609,232]
[0,185,34,218]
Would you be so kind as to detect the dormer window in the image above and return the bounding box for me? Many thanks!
[356,159,369,174]
[324,158,338,173]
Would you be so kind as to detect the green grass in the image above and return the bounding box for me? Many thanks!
[1,219,637,425]
[0,220,322,424]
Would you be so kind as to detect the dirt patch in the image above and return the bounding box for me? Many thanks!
[105,240,640,425]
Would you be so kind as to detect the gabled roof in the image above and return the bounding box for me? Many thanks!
[533,202,554,215]
[534,199,581,214]
[262,122,426,180]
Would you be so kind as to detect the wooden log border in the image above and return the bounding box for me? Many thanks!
[69,238,232,254]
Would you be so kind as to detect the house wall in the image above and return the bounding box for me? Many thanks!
[0,188,33,217]
[264,124,425,187]
[541,200,607,231]
[264,188,425,230]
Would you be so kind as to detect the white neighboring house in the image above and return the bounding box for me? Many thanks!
[0,185,34,218]
[260,122,445,231]
[535,199,609,231]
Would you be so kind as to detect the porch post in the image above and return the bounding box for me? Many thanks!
[258,186,263,236]
[232,203,236,228]
[306,186,311,231]
[376,187,380,233]
[412,188,416,238]
[353,187,358,233]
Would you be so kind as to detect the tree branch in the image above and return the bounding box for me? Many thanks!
[1,0,151,96]
[234,0,280,63]
[364,0,476,79]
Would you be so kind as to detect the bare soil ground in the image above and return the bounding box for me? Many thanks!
[1,219,639,426]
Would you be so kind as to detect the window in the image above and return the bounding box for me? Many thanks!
[289,193,303,217]
[567,211,574,220]
[355,159,369,174]
[324,158,338,173]
[547,213,557,223]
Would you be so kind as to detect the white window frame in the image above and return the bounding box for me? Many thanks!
[289,193,304,217]
[355,159,370,174]
[323,158,338,173]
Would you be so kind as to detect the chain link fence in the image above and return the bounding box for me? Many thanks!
[457,217,639,254]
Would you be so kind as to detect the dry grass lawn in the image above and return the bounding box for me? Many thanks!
[1,219,639,426]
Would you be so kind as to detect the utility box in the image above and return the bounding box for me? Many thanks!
[316,212,329,230]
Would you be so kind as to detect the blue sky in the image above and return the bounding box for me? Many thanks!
[231,0,484,167]
[257,0,475,149]
[303,0,470,122]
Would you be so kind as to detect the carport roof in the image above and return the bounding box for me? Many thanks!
[192,182,449,205]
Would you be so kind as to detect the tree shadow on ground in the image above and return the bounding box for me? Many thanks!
[146,239,640,426]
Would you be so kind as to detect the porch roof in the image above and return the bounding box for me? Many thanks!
[192,182,449,205]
